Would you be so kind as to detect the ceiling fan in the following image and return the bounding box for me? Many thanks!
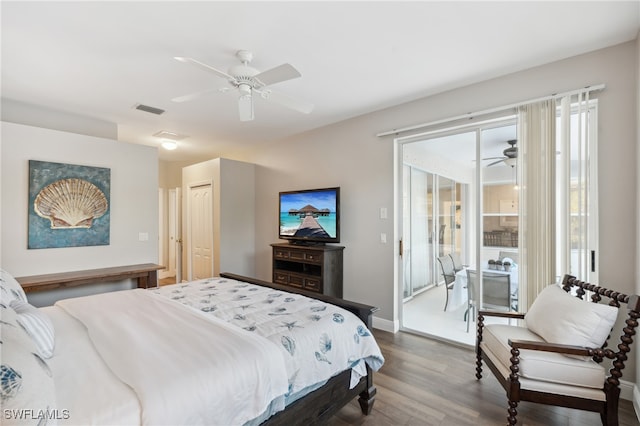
[484,139,517,167]
[172,50,314,122]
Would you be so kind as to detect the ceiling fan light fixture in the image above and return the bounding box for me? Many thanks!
[238,83,252,97]
[238,93,254,122]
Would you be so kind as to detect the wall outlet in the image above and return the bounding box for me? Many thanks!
[138,232,149,241]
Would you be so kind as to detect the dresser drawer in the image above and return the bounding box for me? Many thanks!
[273,248,290,259]
[273,272,290,284]
[303,278,321,292]
[303,251,323,264]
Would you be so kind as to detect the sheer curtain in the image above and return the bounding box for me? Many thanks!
[517,100,557,310]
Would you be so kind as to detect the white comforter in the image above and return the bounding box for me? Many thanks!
[150,277,385,395]
[56,289,289,426]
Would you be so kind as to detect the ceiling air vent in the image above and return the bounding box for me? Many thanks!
[134,104,165,115]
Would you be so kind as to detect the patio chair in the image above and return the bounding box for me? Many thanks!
[449,252,466,273]
[437,255,456,311]
[466,270,512,332]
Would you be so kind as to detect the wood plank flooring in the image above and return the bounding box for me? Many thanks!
[328,330,640,426]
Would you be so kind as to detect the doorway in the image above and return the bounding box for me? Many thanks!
[158,187,182,285]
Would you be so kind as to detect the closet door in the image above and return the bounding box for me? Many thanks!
[188,183,213,280]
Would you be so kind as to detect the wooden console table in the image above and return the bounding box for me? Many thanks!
[16,263,164,293]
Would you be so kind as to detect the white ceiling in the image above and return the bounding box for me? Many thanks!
[2,1,639,162]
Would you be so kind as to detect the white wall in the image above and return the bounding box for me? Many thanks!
[246,41,638,334]
[1,121,159,305]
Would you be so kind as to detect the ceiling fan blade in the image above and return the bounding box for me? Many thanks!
[171,88,216,103]
[254,63,301,87]
[174,57,234,81]
[260,89,314,114]
[238,94,254,122]
[482,156,505,160]
[486,159,505,167]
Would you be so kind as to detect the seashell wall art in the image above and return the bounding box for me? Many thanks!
[34,178,108,229]
[28,160,111,249]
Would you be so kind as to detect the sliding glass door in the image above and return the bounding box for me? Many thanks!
[403,166,434,299]
[398,95,599,344]
[402,165,462,300]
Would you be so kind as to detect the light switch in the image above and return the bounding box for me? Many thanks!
[380,207,388,219]
[138,232,149,241]
[380,233,387,243]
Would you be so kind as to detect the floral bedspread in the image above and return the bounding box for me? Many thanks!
[150,277,384,396]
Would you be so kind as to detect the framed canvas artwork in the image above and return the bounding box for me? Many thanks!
[28,160,111,249]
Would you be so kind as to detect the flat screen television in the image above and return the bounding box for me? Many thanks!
[279,187,340,244]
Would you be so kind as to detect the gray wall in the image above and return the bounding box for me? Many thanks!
[246,41,638,334]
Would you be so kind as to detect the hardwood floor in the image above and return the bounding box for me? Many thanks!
[328,330,640,426]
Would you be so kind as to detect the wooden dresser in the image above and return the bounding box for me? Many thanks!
[271,243,344,298]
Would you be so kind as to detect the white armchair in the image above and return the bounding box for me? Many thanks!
[475,274,640,425]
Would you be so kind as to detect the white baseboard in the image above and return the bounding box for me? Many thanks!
[372,316,399,333]
[621,379,634,401]
[632,384,640,422]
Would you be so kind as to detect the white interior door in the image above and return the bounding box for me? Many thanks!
[188,183,213,280]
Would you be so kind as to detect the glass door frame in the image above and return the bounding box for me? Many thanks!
[395,115,518,330]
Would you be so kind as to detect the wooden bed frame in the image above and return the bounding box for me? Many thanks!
[220,272,378,425]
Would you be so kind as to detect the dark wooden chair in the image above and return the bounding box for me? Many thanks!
[475,274,640,425]
[437,255,456,311]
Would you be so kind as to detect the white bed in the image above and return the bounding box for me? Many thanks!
[0,269,384,426]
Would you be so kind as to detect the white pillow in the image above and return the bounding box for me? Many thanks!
[1,268,27,305]
[525,284,618,360]
[10,299,56,359]
[0,304,57,425]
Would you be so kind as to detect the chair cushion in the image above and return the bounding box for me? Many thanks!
[525,284,618,360]
[481,324,605,389]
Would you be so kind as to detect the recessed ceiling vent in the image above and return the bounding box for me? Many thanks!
[152,130,188,141]
[134,104,165,115]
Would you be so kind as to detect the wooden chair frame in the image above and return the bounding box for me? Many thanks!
[475,274,640,425]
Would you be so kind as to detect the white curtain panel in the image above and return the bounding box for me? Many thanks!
[517,100,557,310]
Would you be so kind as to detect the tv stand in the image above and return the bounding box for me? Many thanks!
[271,243,344,298]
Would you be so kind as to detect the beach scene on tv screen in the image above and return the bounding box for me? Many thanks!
[280,190,337,239]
